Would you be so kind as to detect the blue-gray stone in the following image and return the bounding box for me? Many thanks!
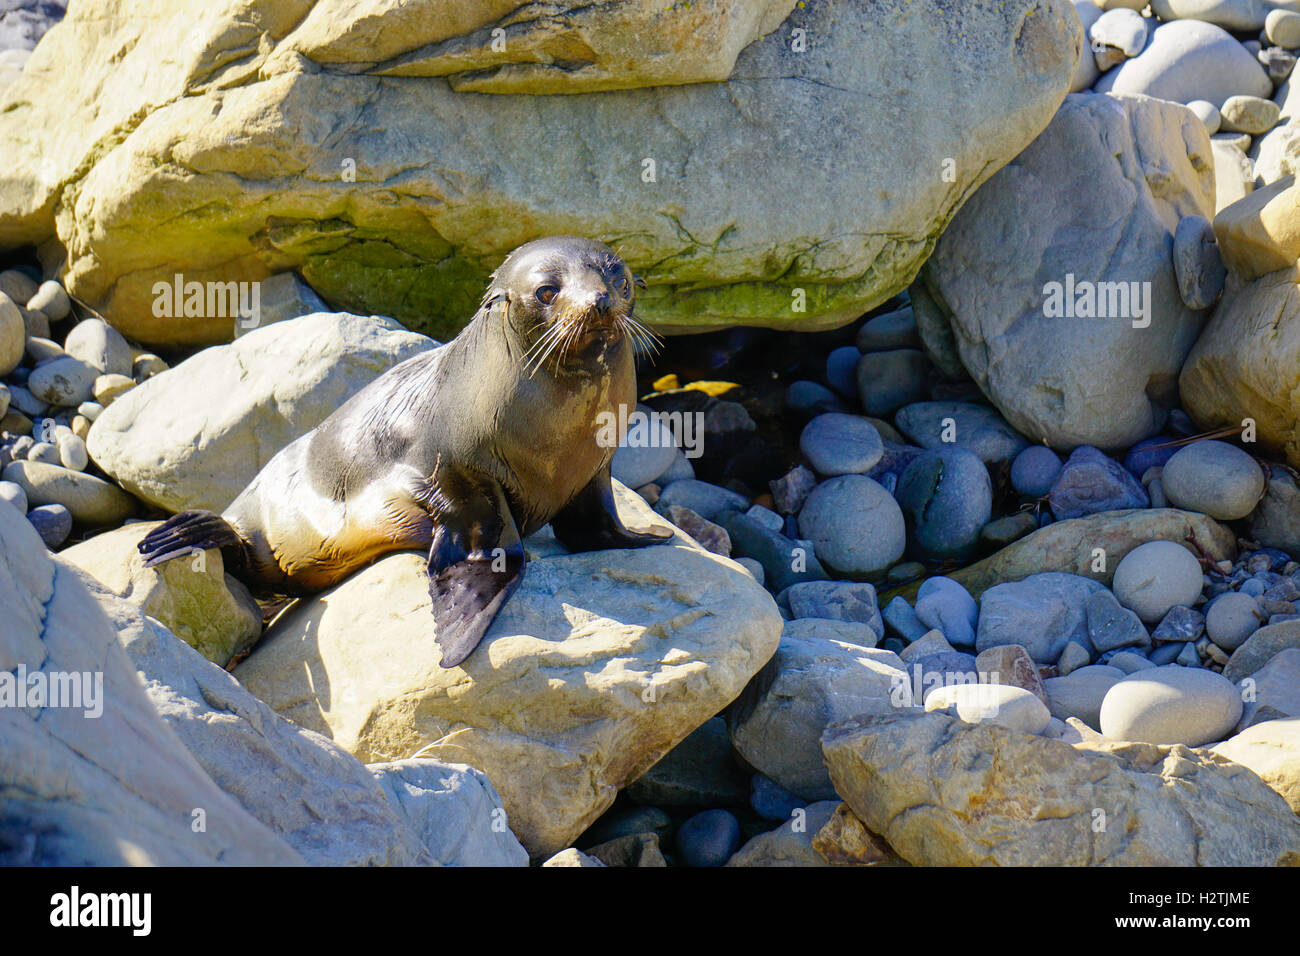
[908,651,979,704]
[895,446,992,561]
[976,572,1108,663]
[785,380,846,416]
[718,512,827,592]
[825,345,861,397]
[895,401,1029,464]
[856,306,920,352]
[883,596,930,642]
[1151,604,1205,644]
[779,580,884,640]
[1085,588,1151,653]
[1123,436,1179,478]
[798,413,884,476]
[675,809,741,867]
[1150,642,1188,665]
[856,349,931,416]
[1048,446,1149,520]
[914,576,979,646]
[750,773,806,822]
[655,479,750,521]
[1011,445,1063,497]
[26,503,71,549]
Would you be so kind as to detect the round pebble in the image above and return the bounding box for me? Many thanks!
[63,318,133,377]
[1010,445,1063,497]
[855,348,930,416]
[675,809,741,867]
[26,441,59,465]
[92,373,135,405]
[896,446,992,561]
[798,413,883,476]
[611,409,677,489]
[1161,440,1265,520]
[798,474,905,576]
[1112,540,1204,624]
[1099,665,1242,747]
[56,432,88,472]
[132,353,169,380]
[26,503,72,549]
[0,269,37,305]
[1266,8,1300,48]
[824,345,860,397]
[1219,94,1281,135]
[855,306,919,352]
[1090,8,1148,59]
[1204,591,1264,652]
[25,356,99,408]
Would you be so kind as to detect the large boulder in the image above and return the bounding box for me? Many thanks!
[85,312,435,512]
[1180,265,1300,470]
[822,711,1300,865]
[79,571,526,866]
[0,498,301,865]
[233,486,782,858]
[918,93,1215,451]
[0,0,1081,344]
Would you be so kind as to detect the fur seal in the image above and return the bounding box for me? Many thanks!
[138,236,672,667]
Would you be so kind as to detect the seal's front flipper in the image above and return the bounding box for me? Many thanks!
[138,510,247,571]
[551,467,674,553]
[425,470,525,669]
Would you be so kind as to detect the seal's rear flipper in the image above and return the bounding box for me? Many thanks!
[552,467,673,553]
[424,468,526,669]
[138,510,245,569]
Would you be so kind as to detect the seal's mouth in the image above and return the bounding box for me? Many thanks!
[523,303,661,376]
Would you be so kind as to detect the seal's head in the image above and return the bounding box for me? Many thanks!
[484,236,658,375]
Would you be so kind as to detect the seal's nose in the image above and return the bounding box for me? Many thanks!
[585,289,612,315]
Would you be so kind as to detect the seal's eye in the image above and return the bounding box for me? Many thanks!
[616,276,631,296]
[535,285,559,305]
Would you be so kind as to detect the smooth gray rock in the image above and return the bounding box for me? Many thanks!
[1096,18,1273,106]
[895,445,992,561]
[1112,540,1205,624]
[855,348,931,417]
[62,318,132,377]
[1205,591,1265,652]
[797,474,904,576]
[1172,214,1226,310]
[656,479,750,521]
[894,401,1029,463]
[977,572,1107,663]
[1224,619,1300,682]
[1161,440,1266,520]
[1048,446,1149,519]
[1248,465,1300,555]
[856,306,920,352]
[1011,445,1064,497]
[915,576,979,646]
[728,626,910,801]
[798,413,884,476]
[780,580,885,641]
[1044,664,1126,729]
[1099,664,1242,745]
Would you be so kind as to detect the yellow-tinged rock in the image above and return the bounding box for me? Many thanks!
[1180,266,1300,468]
[1213,174,1300,278]
[60,521,262,668]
